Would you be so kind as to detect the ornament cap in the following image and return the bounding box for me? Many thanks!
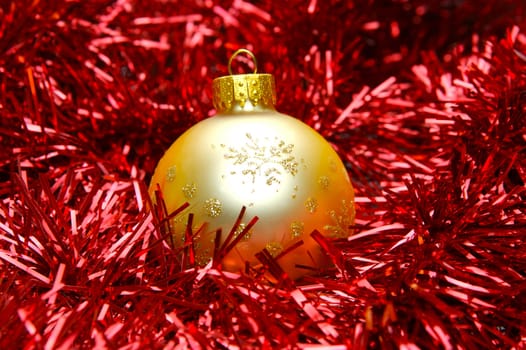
[213,49,277,113]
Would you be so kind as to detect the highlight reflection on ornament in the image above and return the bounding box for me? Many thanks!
[150,49,355,279]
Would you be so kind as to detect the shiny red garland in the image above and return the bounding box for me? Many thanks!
[1,0,525,348]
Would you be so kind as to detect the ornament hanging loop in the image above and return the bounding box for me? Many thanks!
[228,49,258,75]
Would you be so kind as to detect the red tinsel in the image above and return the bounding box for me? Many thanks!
[1,0,526,348]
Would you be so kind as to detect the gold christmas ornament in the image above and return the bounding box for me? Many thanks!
[149,49,355,279]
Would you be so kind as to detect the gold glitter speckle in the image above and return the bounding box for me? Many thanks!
[166,166,176,182]
[196,248,211,266]
[318,176,330,190]
[304,197,318,213]
[324,199,354,238]
[182,183,197,199]
[196,255,211,266]
[203,198,222,218]
[290,221,304,239]
[234,223,252,241]
[280,156,298,176]
[265,242,283,258]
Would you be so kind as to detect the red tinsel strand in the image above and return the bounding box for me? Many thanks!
[1,0,526,348]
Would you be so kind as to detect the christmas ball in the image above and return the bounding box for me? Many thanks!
[150,49,355,279]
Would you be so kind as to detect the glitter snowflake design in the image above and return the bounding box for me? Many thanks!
[324,199,353,238]
[223,133,299,186]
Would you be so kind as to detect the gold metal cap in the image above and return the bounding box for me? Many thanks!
[213,49,276,113]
